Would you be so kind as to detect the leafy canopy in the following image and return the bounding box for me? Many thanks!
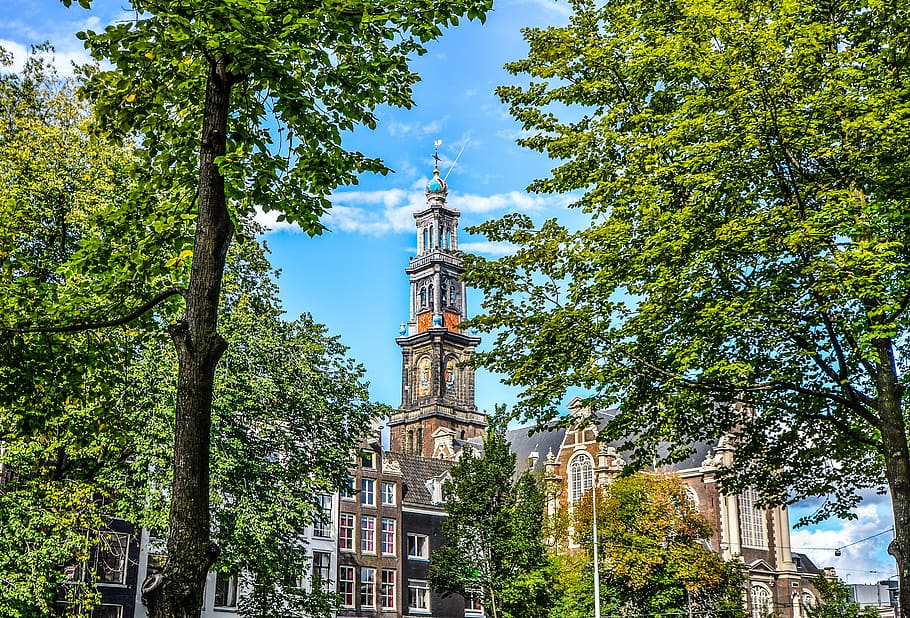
[465,0,910,520]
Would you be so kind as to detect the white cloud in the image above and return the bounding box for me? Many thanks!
[387,118,446,138]
[256,187,572,237]
[459,241,518,256]
[790,492,896,584]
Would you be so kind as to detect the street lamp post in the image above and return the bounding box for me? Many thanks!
[594,485,601,618]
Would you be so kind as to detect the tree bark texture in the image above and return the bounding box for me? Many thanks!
[147,56,234,618]
[875,338,910,618]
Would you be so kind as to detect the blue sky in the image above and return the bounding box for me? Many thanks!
[1,0,898,585]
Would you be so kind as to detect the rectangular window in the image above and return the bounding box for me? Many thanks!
[314,494,332,538]
[738,488,768,549]
[380,569,396,610]
[339,566,355,608]
[382,481,396,505]
[361,478,375,506]
[465,589,484,614]
[407,533,429,560]
[362,450,375,469]
[361,515,376,553]
[340,477,355,499]
[312,551,331,588]
[214,572,238,608]
[381,518,396,555]
[93,605,123,618]
[339,513,355,551]
[360,567,376,608]
[408,579,430,612]
[96,531,129,584]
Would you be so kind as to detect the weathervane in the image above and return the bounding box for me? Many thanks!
[433,139,442,168]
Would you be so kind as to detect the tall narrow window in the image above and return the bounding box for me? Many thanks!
[449,285,457,307]
[361,515,376,553]
[361,478,375,506]
[339,566,355,607]
[339,513,354,551]
[95,531,129,585]
[569,454,594,503]
[380,570,396,610]
[314,494,332,538]
[214,573,238,608]
[420,287,427,308]
[361,567,376,608]
[312,551,331,589]
[422,228,428,252]
[428,285,434,310]
[381,518,396,555]
[382,481,396,506]
[739,488,767,548]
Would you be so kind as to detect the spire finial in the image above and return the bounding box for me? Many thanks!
[433,139,442,171]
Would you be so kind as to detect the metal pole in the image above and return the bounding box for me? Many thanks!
[594,485,601,618]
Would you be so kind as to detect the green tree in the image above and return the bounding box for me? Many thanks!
[127,237,379,618]
[807,574,881,618]
[571,474,745,618]
[463,0,910,610]
[0,46,162,618]
[429,422,553,618]
[38,1,493,615]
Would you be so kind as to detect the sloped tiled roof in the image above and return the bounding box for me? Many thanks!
[386,452,454,508]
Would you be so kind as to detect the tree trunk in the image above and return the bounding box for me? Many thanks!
[146,56,234,618]
[875,338,909,618]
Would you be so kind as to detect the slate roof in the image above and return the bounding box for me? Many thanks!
[792,552,820,576]
[506,410,719,476]
[386,451,454,508]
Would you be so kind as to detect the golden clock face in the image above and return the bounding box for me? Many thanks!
[417,357,432,395]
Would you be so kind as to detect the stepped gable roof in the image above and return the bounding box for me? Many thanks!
[386,451,454,507]
[792,552,820,576]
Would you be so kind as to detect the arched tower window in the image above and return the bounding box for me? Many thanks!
[449,285,457,308]
[420,287,427,309]
[445,229,452,249]
[750,584,772,618]
[429,285,434,310]
[738,488,767,548]
[569,454,594,503]
[429,225,435,249]
[422,228,428,253]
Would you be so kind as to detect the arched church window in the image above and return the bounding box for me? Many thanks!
[429,225,435,248]
[439,228,444,249]
[429,285,434,310]
[445,229,452,249]
[750,584,772,618]
[422,228,428,253]
[449,285,457,307]
[420,287,427,308]
[569,454,594,503]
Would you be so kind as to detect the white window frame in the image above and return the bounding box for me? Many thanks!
[95,531,129,585]
[361,515,376,554]
[750,584,773,618]
[381,518,396,556]
[361,477,376,506]
[407,533,429,560]
[739,488,768,549]
[382,481,396,505]
[339,565,355,608]
[312,551,331,589]
[339,512,355,551]
[214,572,239,608]
[408,579,431,613]
[360,566,376,609]
[380,569,396,610]
[313,494,332,538]
[569,453,594,503]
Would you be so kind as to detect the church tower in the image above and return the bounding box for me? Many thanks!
[388,156,487,458]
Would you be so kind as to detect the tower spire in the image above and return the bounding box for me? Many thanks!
[388,146,486,458]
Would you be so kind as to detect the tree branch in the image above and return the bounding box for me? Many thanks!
[0,287,186,334]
